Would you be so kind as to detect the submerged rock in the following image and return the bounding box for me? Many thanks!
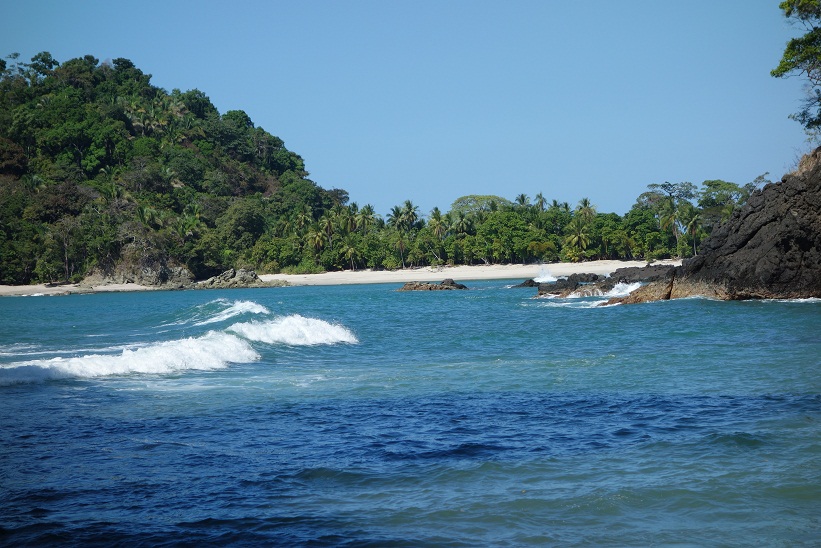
[512,278,539,288]
[398,278,469,291]
[608,150,821,304]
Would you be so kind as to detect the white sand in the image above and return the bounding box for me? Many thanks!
[258,259,681,287]
[0,260,681,296]
[0,282,156,297]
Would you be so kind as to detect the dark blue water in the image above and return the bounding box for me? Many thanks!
[1,282,820,545]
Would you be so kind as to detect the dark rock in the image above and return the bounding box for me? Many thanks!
[512,279,539,288]
[398,279,469,291]
[609,264,676,284]
[197,268,271,289]
[537,273,600,296]
[84,262,194,289]
[607,150,821,304]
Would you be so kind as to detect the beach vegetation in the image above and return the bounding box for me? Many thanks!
[0,51,764,284]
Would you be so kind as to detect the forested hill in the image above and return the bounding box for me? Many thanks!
[1,52,762,285]
[0,52,345,284]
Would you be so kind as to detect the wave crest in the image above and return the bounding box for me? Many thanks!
[193,299,271,326]
[229,314,358,346]
[0,332,259,385]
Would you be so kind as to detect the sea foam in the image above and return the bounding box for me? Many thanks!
[0,331,259,385]
[603,281,643,297]
[229,314,358,346]
[193,299,271,326]
[533,267,557,283]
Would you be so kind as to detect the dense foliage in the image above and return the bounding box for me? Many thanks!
[0,52,764,284]
[772,0,821,128]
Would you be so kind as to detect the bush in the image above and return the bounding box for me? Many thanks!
[281,258,325,275]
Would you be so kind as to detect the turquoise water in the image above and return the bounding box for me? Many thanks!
[1,281,819,545]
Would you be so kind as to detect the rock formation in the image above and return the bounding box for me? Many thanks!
[535,265,675,298]
[197,268,284,289]
[609,150,821,304]
[83,261,194,289]
[537,273,603,297]
[398,278,469,291]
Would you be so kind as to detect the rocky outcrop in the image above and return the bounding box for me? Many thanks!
[537,273,603,297]
[83,263,194,289]
[398,278,469,291]
[608,264,677,284]
[196,268,282,289]
[512,278,539,288]
[535,265,676,298]
[608,150,821,304]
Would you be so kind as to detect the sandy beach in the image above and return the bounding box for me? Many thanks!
[0,260,681,296]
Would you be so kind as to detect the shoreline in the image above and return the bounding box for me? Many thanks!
[0,260,680,296]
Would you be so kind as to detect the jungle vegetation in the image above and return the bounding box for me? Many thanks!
[0,52,767,284]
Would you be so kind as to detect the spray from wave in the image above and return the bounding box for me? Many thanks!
[229,314,359,346]
[0,331,259,385]
[604,281,642,297]
[533,266,557,283]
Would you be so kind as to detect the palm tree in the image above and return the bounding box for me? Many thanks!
[659,200,682,250]
[393,230,408,269]
[319,214,334,250]
[535,192,547,212]
[293,205,312,236]
[682,206,702,256]
[386,205,404,230]
[402,199,420,230]
[576,197,596,222]
[428,207,446,240]
[341,235,360,270]
[184,202,201,220]
[515,193,530,208]
[342,206,358,235]
[451,210,473,237]
[136,205,156,227]
[305,229,326,261]
[356,204,376,236]
[173,214,201,242]
[563,216,591,261]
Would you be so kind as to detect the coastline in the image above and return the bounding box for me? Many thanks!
[0,259,681,296]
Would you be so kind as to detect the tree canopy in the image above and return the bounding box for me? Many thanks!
[0,51,773,284]
[772,0,821,127]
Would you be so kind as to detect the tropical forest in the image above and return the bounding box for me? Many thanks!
[0,52,766,285]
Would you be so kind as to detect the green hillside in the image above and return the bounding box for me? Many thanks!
[0,52,760,285]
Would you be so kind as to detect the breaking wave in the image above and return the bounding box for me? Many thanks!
[604,281,642,297]
[0,299,358,384]
[533,266,557,283]
[193,299,270,326]
[0,331,259,385]
[228,314,359,346]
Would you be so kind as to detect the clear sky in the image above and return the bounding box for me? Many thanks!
[2,0,811,217]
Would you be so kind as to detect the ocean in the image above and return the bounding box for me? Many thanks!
[1,280,819,546]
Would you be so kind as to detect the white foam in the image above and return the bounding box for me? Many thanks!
[0,331,259,385]
[0,343,41,357]
[533,266,557,283]
[603,281,643,298]
[229,314,358,346]
[193,299,271,326]
[534,300,604,309]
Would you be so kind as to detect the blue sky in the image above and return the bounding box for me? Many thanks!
[2,0,810,217]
